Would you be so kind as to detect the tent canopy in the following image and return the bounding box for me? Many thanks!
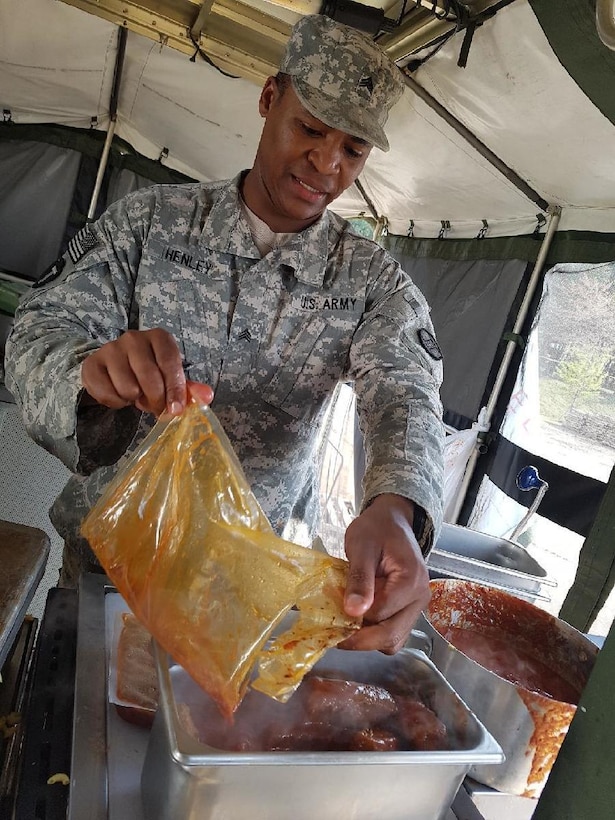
[2,0,615,239]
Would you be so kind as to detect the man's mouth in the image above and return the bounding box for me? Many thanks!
[294,176,327,197]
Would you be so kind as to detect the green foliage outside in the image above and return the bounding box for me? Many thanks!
[537,264,615,427]
[556,349,610,412]
[540,376,615,425]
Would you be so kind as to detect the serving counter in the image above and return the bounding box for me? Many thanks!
[10,572,556,820]
[12,574,474,820]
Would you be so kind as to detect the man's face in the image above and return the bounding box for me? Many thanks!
[243,77,372,233]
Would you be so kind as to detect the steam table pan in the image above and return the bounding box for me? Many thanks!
[142,644,503,820]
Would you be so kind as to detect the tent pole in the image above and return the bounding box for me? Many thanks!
[449,204,562,524]
[354,178,380,221]
[87,26,128,221]
[87,122,117,221]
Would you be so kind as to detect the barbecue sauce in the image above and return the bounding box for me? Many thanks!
[442,626,580,704]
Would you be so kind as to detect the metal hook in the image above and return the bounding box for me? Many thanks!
[438,220,451,240]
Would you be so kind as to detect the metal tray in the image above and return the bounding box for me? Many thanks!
[142,640,503,820]
[428,523,555,602]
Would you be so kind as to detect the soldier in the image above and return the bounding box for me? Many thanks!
[5,14,444,653]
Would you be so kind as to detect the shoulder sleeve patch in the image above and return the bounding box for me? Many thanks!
[33,256,65,289]
[418,328,443,360]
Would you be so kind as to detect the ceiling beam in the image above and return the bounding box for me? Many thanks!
[59,0,290,83]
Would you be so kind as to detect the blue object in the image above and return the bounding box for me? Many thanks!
[516,465,545,492]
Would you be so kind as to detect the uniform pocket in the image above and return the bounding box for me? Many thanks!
[262,307,365,423]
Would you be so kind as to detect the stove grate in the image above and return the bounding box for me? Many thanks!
[13,588,77,820]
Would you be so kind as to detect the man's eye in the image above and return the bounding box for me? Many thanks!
[301,123,322,137]
[345,146,363,159]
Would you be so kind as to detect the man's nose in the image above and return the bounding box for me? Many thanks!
[308,141,342,174]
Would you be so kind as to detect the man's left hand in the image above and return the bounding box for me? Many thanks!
[340,493,430,653]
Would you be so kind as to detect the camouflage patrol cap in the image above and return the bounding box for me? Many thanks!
[279,14,404,152]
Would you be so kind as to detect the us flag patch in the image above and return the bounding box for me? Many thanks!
[67,225,99,264]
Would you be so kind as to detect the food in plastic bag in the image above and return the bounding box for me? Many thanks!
[81,392,361,718]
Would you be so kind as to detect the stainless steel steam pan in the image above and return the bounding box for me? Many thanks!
[141,645,503,820]
[428,523,556,602]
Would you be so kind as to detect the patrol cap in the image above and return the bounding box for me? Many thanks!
[279,14,404,152]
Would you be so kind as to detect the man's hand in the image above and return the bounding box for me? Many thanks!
[81,329,210,417]
[340,493,430,654]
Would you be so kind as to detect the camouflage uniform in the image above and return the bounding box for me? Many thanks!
[5,174,444,581]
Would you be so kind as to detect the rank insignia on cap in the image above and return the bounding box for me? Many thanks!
[418,328,443,360]
[358,75,374,96]
[67,224,99,264]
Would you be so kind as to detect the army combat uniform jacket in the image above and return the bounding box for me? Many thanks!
[5,175,444,575]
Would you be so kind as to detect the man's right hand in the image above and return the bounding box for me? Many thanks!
[81,329,188,417]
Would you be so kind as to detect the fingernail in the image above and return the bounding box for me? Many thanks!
[346,593,366,608]
[170,401,183,415]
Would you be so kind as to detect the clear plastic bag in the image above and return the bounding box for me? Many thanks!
[81,394,360,718]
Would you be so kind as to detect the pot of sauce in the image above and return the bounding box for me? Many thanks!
[412,579,598,798]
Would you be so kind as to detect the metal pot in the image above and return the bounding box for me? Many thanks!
[411,579,598,799]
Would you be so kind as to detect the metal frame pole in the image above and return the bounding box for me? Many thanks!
[86,26,128,221]
[449,205,562,524]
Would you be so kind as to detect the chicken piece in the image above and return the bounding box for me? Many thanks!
[298,676,398,731]
[264,721,355,752]
[349,728,400,752]
[394,697,448,751]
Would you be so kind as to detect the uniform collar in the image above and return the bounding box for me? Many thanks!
[200,174,331,287]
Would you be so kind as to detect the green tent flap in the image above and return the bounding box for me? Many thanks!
[532,618,615,820]
[0,123,195,185]
[385,230,615,265]
[559,465,615,633]
[529,0,615,127]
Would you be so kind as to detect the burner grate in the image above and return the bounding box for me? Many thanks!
[13,588,77,820]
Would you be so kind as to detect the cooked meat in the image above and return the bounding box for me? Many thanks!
[116,613,159,711]
[175,673,448,754]
[394,697,448,751]
[264,721,355,752]
[349,728,400,752]
[297,676,398,731]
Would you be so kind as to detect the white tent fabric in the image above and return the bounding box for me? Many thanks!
[2,0,615,237]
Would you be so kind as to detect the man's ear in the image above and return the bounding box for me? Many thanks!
[258,76,278,118]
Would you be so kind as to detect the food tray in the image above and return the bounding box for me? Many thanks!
[428,523,555,603]
[142,640,503,820]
